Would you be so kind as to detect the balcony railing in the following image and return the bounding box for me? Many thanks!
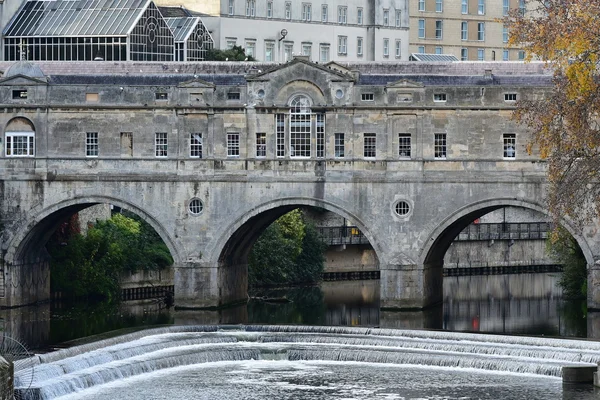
[317,226,370,246]
[455,222,551,241]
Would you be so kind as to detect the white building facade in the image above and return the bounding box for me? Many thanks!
[177,0,410,62]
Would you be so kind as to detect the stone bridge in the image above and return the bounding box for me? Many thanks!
[0,58,599,310]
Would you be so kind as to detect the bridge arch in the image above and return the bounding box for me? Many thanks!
[6,195,182,265]
[420,197,594,268]
[210,196,381,306]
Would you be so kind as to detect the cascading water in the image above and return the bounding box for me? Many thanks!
[13,325,600,400]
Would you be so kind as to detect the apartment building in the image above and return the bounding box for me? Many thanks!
[157,0,410,62]
[409,0,526,61]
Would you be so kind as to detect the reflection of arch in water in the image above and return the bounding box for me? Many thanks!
[213,197,381,307]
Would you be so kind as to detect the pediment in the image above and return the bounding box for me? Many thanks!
[386,79,424,89]
[324,61,351,75]
[0,74,48,86]
[178,78,215,89]
[247,58,354,82]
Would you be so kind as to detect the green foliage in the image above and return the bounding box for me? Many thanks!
[248,209,327,287]
[204,45,254,61]
[548,227,587,300]
[48,211,173,299]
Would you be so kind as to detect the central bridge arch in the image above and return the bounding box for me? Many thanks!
[209,197,382,308]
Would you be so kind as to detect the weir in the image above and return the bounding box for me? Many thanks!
[12,325,600,399]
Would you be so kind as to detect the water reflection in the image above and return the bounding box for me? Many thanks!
[0,273,595,350]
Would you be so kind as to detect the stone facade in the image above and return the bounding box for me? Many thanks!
[1,58,600,311]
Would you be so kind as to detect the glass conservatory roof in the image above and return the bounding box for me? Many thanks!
[4,0,152,37]
[164,17,199,43]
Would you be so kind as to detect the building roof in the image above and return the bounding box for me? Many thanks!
[358,74,552,86]
[4,60,46,79]
[4,0,151,37]
[164,17,199,42]
[157,6,191,18]
[48,74,247,86]
[410,53,460,62]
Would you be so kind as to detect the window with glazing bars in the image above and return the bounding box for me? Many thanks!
[155,132,168,157]
[256,132,266,157]
[503,133,516,158]
[86,132,98,157]
[5,132,34,156]
[276,114,285,157]
[227,133,240,157]
[434,133,446,159]
[398,134,411,158]
[190,133,202,158]
[335,133,345,158]
[290,104,311,157]
[316,114,325,158]
[364,133,376,158]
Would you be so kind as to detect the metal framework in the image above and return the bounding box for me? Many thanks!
[3,0,174,61]
[166,17,214,61]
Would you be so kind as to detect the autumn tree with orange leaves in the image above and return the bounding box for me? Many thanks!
[506,0,600,227]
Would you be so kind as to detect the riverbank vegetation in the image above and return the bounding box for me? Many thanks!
[248,209,327,287]
[548,227,587,300]
[48,211,173,300]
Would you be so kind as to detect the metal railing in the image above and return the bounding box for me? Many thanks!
[317,226,370,246]
[455,222,551,241]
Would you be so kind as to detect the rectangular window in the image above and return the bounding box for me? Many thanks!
[503,133,516,158]
[284,43,293,61]
[418,20,425,38]
[316,114,325,158]
[246,0,256,17]
[322,5,328,22]
[461,48,468,61]
[228,0,234,15]
[398,134,411,158]
[436,0,443,12]
[86,132,98,157]
[227,92,241,100]
[395,40,401,58]
[478,0,485,14]
[418,46,425,53]
[256,132,266,157]
[338,6,347,24]
[302,43,312,56]
[435,46,442,54]
[503,26,508,43]
[364,133,376,158]
[434,133,446,159]
[155,92,168,100]
[519,0,525,15]
[357,37,364,56]
[361,93,374,101]
[461,0,467,14]
[226,39,236,49]
[190,133,203,158]
[227,133,240,157]
[503,0,509,15]
[302,3,312,21]
[85,92,98,102]
[435,20,443,39]
[433,93,447,102]
[518,50,525,60]
[335,133,345,158]
[320,44,330,62]
[503,49,509,61]
[285,2,291,19]
[504,93,517,102]
[478,48,484,60]
[383,38,389,57]
[276,114,285,157]
[155,132,168,157]
[357,8,363,25]
[383,9,389,25]
[120,132,133,157]
[265,41,274,61]
[245,41,255,58]
[419,0,425,11]
[461,22,467,40]
[267,1,273,18]
[477,22,485,41]
[338,36,347,55]
[5,132,35,157]
[290,112,311,158]
[13,89,27,99]
[395,10,401,27]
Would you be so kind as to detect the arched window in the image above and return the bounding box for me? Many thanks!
[5,118,35,157]
[289,95,312,157]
